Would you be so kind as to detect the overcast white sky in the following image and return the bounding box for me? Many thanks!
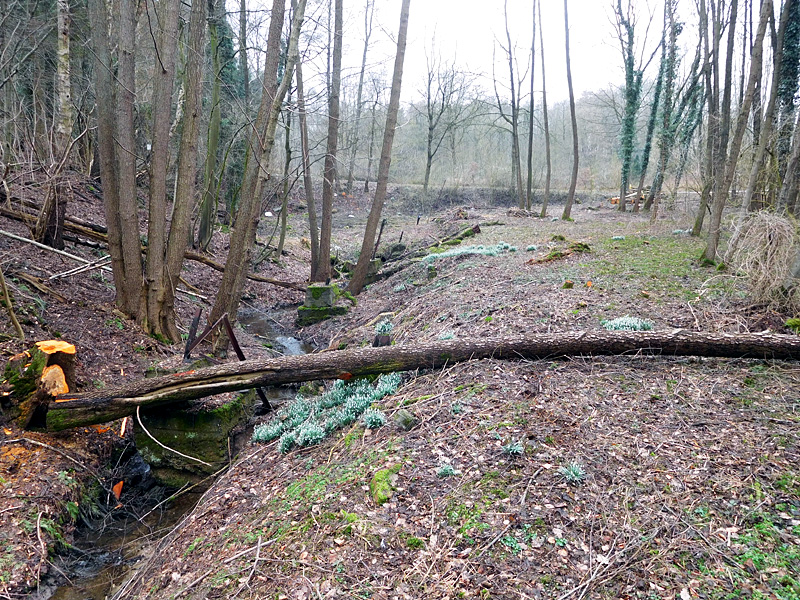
[361,0,668,104]
[239,0,684,104]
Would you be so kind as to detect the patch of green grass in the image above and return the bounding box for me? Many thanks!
[594,235,705,300]
[695,508,800,600]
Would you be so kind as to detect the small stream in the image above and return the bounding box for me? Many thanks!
[42,309,311,600]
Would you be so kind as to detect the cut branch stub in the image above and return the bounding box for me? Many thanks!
[1,340,76,428]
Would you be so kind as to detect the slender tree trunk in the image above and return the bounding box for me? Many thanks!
[240,0,250,107]
[296,57,320,280]
[739,0,790,224]
[526,0,537,210]
[198,2,223,251]
[277,99,292,259]
[693,0,715,234]
[144,0,182,335]
[364,90,379,193]
[539,0,551,218]
[115,0,143,316]
[348,0,410,296]
[562,0,579,220]
[705,0,770,262]
[209,0,307,344]
[156,0,207,341]
[34,0,73,249]
[345,0,373,194]
[87,0,142,316]
[503,0,524,209]
[317,0,343,282]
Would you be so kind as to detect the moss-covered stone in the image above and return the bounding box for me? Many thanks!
[370,464,401,505]
[296,305,348,327]
[394,409,418,431]
[134,392,253,487]
[305,285,334,308]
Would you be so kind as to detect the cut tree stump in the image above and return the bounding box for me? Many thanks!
[35,329,800,431]
[1,340,76,428]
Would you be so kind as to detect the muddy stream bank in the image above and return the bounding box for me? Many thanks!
[39,310,312,600]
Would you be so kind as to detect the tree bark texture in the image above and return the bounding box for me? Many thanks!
[317,0,343,283]
[562,0,579,220]
[42,329,800,431]
[705,0,770,262]
[538,0,551,218]
[209,0,306,340]
[348,0,410,296]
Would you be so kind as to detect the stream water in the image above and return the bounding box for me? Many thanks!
[41,309,311,600]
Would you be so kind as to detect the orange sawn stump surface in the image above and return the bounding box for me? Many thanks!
[1,340,76,428]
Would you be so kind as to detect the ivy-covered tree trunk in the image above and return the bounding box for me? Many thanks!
[646,0,679,214]
[615,0,643,214]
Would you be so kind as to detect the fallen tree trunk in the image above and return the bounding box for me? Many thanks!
[41,329,800,431]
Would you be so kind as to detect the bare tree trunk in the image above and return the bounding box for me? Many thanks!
[538,0,551,218]
[87,0,142,316]
[705,0,770,262]
[33,0,72,249]
[209,0,307,344]
[364,85,379,193]
[693,0,715,234]
[345,0,373,194]
[504,0,524,208]
[157,0,208,341]
[240,0,250,107]
[317,0,343,283]
[296,57,320,280]
[526,0,537,211]
[348,0,410,296]
[144,0,182,336]
[739,0,791,223]
[198,1,223,251]
[115,0,143,316]
[562,0,579,220]
[277,97,292,259]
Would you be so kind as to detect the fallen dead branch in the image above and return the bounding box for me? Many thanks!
[40,329,800,431]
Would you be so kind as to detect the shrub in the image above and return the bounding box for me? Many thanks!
[558,462,586,485]
[362,409,387,429]
[253,373,403,453]
[502,441,525,457]
[437,464,457,478]
[601,316,653,331]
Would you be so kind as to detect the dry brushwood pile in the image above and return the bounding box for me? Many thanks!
[0,180,799,599]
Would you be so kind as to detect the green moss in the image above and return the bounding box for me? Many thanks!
[296,305,348,326]
[786,318,800,334]
[370,464,401,505]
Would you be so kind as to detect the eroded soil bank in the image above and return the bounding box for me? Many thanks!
[2,185,799,599]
